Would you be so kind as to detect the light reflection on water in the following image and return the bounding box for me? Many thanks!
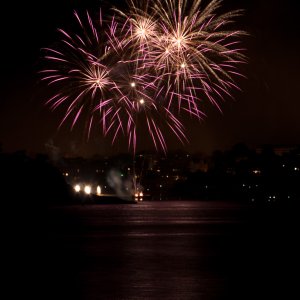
[47,201,292,300]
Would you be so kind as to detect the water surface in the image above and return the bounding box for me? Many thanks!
[43,201,297,299]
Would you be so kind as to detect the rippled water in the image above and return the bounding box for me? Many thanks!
[45,201,295,299]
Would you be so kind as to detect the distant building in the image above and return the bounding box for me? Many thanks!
[256,145,299,156]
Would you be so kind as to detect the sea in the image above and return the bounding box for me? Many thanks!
[6,200,298,299]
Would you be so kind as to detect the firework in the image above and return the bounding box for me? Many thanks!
[41,9,187,153]
[41,0,246,153]
[117,0,247,115]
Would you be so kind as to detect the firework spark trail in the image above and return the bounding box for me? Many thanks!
[41,11,150,152]
[41,0,247,153]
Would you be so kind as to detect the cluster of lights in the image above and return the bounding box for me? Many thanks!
[252,169,261,175]
[134,191,143,202]
[268,195,276,201]
[74,184,101,196]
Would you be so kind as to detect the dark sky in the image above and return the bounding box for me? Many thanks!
[0,0,299,157]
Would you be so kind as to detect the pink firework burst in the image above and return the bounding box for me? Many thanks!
[41,9,188,153]
[40,1,247,153]
[116,0,247,118]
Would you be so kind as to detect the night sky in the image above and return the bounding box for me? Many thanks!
[0,0,299,157]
